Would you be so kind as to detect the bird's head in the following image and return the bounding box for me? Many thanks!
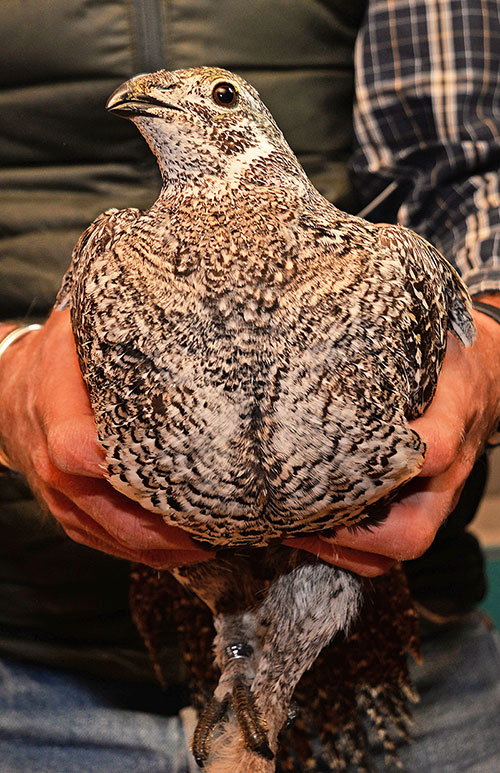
[106,67,305,193]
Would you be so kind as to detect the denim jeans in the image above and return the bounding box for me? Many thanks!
[0,661,194,772]
[0,613,499,772]
[393,612,500,773]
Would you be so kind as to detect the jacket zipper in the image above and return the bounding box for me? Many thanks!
[131,0,166,73]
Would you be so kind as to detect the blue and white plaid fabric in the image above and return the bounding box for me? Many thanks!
[352,0,500,295]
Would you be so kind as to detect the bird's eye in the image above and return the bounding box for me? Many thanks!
[212,82,239,108]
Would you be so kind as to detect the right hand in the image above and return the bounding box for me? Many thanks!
[0,309,215,569]
[286,312,500,578]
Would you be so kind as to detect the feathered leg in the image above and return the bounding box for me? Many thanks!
[130,559,419,772]
[193,610,273,767]
[205,563,362,771]
[171,555,273,768]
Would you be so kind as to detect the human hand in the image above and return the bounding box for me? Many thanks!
[0,309,215,569]
[285,297,500,577]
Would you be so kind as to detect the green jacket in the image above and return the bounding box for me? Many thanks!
[1,0,364,319]
[1,0,372,682]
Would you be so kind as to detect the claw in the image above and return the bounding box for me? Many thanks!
[192,696,229,768]
[191,680,274,767]
[192,636,274,766]
[232,679,274,760]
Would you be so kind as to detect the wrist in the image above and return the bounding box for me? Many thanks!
[0,324,43,358]
[471,293,500,328]
[471,294,500,446]
[0,323,43,471]
[0,323,18,344]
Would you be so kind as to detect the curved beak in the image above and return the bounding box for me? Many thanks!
[106,77,182,118]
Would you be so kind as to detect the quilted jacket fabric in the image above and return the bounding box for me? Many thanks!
[1,0,364,319]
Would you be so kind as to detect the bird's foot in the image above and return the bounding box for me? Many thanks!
[192,643,273,768]
[192,695,229,768]
[231,678,274,760]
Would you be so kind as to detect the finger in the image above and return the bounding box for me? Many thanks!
[408,336,468,477]
[61,521,210,569]
[45,490,215,568]
[45,417,106,478]
[66,526,209,568]
[409,408,465,478]
[42,477,216,557]
[283,536,396,577]
[331,461,468,561]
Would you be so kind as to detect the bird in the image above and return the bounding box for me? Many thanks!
[56,67,475,772]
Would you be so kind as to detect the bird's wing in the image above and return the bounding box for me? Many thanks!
[375,223,475,417]
[55,208,123,311]
[376,223,475,348]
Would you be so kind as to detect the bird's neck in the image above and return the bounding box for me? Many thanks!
[153,136,313,203]
[155,168,312,208]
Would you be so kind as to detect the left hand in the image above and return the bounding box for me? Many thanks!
[284,296,500,577]
[0,310,215,570]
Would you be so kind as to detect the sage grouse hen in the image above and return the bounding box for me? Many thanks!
[57,67,475,772]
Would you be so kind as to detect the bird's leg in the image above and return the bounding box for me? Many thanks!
[171,558,274,768]
[204,562,362,771]
[249,563,362,752]
[214,614,273,759]
[193,610,273,768]
[173,555,361,770]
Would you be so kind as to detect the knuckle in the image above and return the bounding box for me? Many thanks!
[417,415,466,476]
[143,555,169,570]
[60,524,91,547]
[402,520,437,560]
[31,446,59,487]
[412,531,436,559]
[46,423,76,473]
[354,565,387,578]
[427,429,460,473]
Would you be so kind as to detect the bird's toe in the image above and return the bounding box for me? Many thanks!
[232,679,274,760]
[192,695,229,767]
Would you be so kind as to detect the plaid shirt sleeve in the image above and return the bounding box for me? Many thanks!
[351,0,500,295]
